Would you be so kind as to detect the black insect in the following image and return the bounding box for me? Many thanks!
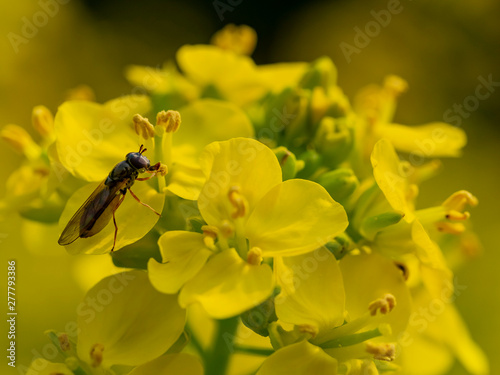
[58,145,161,251]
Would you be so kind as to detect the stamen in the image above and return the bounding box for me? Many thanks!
[156,110,181,133]
[298,324,318,339]
[368,294,396,316]
[210,24,257,56]
[201,225,219,250]
[32,105,54,138]
[228,186,247,219]
[58,333,71,352]
[133,114,155,140]
[365,342,396,361]
[247,247,263,265]
[89,343,104,367]
[445,210,470,221]
[220,220,234,238]
[436,222,465,235]
[157,163,168,177]
[0,124,41,160]
[443,190,478,211]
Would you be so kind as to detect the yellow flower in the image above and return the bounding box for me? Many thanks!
[352,76,466,175]
[149,138,348,318]
[258,250,411,374]
[77,271,185,368]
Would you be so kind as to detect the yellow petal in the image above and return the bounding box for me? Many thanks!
[179,248,273,319]
[198,138,282,226]
[245,179,348,257]
[256,340,338,375]
[275,248,345,336]
[174,99,255,166]
[166,163,206,201]
[77,271,185,367]
[54,97,151,181]
[401,336,454,375]
[59,181,164,254]
[371,138,415,222]
[128,353,203,375]
[257,62,308,93]
[177,45,265,105]
[376,122,466,157]
[411,220,453,299]
[26,359,73,375]
[148,231,212,294]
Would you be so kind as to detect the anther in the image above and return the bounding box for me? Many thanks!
[157,163,168,177]
[202,225,218,249]
[133,114,155,140]
[365,342,396,361]
[247,247,263,265]
[32,105,54,138]
[156,110,181,133]
[58,333,71,351]
[90,343,104,367]
[220,220,234,238]
[298,324,318,339]
[445,210,470,221]
[228,186,247,219]
[368,294,396,316]
[436,222,465,235]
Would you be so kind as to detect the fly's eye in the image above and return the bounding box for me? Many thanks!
[130,155,150,170]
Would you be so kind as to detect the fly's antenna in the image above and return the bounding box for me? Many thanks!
[139,144,147,154]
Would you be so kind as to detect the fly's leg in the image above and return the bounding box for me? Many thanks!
[136,171,157,181]
[111,193,127,252]
[129,188,161,216]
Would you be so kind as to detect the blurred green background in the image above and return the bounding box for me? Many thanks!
[1,0,499,374]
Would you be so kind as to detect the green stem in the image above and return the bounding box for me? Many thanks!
[233,345,275,356]
[205,316,240,375]
[186,324,207,363]
[320,326,382,349]
[154,133,166,193]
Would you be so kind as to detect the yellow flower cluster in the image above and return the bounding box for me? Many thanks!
[1,25,488,375]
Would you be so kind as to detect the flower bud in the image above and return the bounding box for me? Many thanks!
[273,146,302,181]
[299,56,337,91]
[317,168,359,203]
[314,116,354,167]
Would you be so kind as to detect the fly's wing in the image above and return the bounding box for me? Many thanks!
[58,179,129,245]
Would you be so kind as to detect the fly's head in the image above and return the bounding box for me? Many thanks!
[126,145,151,172]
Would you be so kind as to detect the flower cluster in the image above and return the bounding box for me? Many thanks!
[1,25,488,375]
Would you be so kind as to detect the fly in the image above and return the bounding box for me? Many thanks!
[58,145,161,252]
